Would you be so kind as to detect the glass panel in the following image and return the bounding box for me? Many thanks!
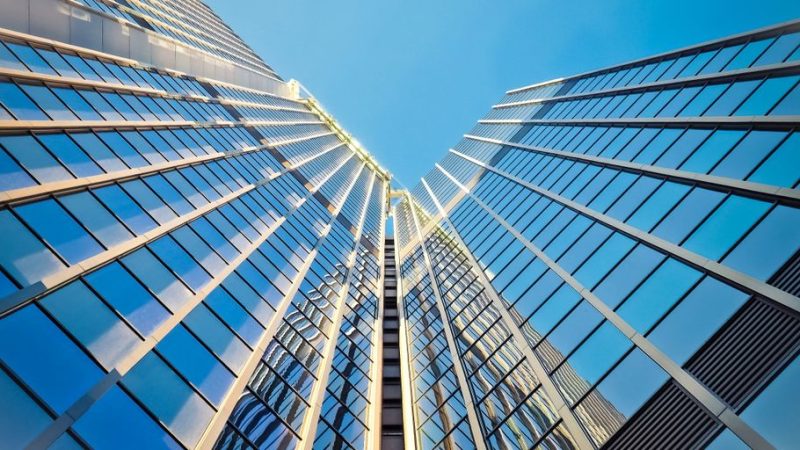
[60,191,133,248]
[20,84,76,120]
[0,81,48,119]
[0,368,52,448]
[724,205,800,281]
[85,261,170,337]
[37,133,103,177]
[41,281,140,369]
[121,248,193,312]
[73,386,182,450]
[682,195,770,260]
[648,277,747,364]
[16,198,104,264]
[749,133,800,187]
[123,353,215,448]
[741,356,800,449]
[0,209,65,285]
[94,184,158,235]
[0,134,71,183]
[0,305,103,413]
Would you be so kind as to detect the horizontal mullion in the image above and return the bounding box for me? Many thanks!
[478,115,800,129]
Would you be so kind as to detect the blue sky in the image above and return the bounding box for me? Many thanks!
[207,0,800,187]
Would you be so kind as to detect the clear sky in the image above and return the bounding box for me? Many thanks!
[207,0,800,187]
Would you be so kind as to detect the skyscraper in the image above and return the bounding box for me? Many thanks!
[0,2,797,450]
[395,19,800,450]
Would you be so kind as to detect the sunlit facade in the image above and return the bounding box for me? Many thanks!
[0,0,389,449]
[394,20,800,450]
[1,1,799,449]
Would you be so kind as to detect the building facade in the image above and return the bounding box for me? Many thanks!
[0,1,798,449]
[394,19,800,450]
[0,1,391,449]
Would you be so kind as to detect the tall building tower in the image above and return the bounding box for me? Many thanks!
[0,1,798,449]
[393,19,800,450]
[0,1,391,449]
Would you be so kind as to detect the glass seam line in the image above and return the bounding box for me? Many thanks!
[448,149,800,315]
[296,168,376,448]
[462,136,800,205]
[405,191,489,450]
[419,177,596,450]
[433,161,775,450]
[25,152,362,449]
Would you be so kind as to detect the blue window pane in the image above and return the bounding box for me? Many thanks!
[726,38,774,70]
[6,43,56,74]
[121,179,178,225]
[558,322,631,398]
[648,277,748,364]
[680,130,744,173]
[85,262,170,336]
[542,301,603,369]
[157,325,236,406]
[144,174,195,215]
[41,281,140,369]
[0,368,52,448]
[16,198,104,264]
[654,128,712,168]
[574,233,636,289]
[0,209,65,285]
[683,195,770,260]
[0,270,15,297]
[20,84,76,120]
[749,133,800,187]
[528,283,581,337]
[61,54,102,81]
[627,181,690,232]
[755,32,800,66]
[184,303,251,372]
[771,81,800,115]
[60,191,133,248]
[77,90,123,121]
[617,259,702,333]
[37,133,103,177]
[704,80,760,116]
[70,132,126,173]
[122,248,193,312]
[653,188,725,245]
[123,353,215,448]
[0,81,47,120]
[741,356,800,449]
[736,76,799,116]
[705,429,749,450]
[0,134,72,184]
[724,205,800,280]
[0,145,36,191]
[94,184,158,235]
[0,42,27,71]
[711,130,786,180]
[73,386,182,450]
[588,349,667,419]
[205,286,264,346]
[36,48,80,78]
[149,235,213,292]
[593,244,664,309]
[0,305,103,413]
[120,131,166,165]
[97,132,148,168]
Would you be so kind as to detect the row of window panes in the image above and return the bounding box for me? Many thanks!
[0,79,232,123]
[0,39,209,97]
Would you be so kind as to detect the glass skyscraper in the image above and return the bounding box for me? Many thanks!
[0,1,798,449]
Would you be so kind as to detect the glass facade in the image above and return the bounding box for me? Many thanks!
[0,1,389,449]
[394,20,800,450]
[1,1,798,449]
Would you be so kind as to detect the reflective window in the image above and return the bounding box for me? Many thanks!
[0,368,51,448]
[724,205,800,280]
[0,134,71,184]
[37,133,103,178]
[41,281,140,369]
[122,248,194,312]
[123,353,215,447]
[16,198,104,264]
[73,386,182,450]
[0,209,65,285]
[741,356,800,449]
[0,81,48,120]
[682,195,770,261]
[0,305,103,413]
[60,191,133,248]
